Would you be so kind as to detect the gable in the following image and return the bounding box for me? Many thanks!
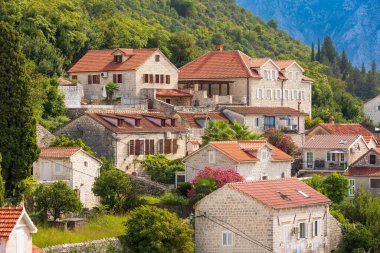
[261,59,280,71]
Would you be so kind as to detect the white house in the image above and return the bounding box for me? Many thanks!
[0,207,38,253]
[364,95,380,124]
[33,147,102,208]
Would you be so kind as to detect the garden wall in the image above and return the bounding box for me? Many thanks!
[43,237,123,253]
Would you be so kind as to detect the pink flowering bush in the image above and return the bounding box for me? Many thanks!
[264,128,300,156]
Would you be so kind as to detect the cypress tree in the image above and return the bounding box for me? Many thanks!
[340,50,351,80]
[0,154,4,207]
[311,42,315,62]
[0,22,39,202]
[316,38,321,62]
[367,60,378,99]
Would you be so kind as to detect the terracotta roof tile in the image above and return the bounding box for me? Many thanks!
[248,58,270,68]
[224,106,308,116]
[0,207,23,239]
[318,123,374,143]
[177,112,228,129]
[68,48,158,73]
[229,177,331,209]
[33,245,45,253]
[303,135,361,149]
[274,60,297,70]
[344,167,380,177]
[87,111,187,133]
[210,140,293,162]
[40,147,81,158]
[190,140,200,145]
[156,89,192,97]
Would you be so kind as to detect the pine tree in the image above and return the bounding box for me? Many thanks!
[366,60,378,99]
[340,50,351,80]
[0,22,39,202]
[321,36,340,77]
[311,42,315,62]
[316,38,321,62]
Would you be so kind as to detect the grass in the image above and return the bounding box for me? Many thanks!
[33,214,128,248]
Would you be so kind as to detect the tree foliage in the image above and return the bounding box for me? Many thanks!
[141,155,184,184]
[50,135,96,157]
[0,154,4,207]
[35,181,82,221]
[263,129,299,156]
[105,82,119,104]
[124,205,194,253]
[0,21,39,202]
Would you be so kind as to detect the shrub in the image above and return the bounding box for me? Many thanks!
[125,205,194,253]
[141,155,184,184]
[50,135,96,157]
[159,192,189,206]
[264,128,299,156]
[176,182,192,197]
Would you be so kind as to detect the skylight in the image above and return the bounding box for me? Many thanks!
[296,190,310,198]
[339,140,347,144]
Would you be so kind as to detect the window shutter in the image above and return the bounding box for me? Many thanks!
[118,74,122,83]
[155,74,160,83]
[256,89,260,99]
[129,140,135,155]
[159,139,164,154]
[135,140,140,156]
[88,75,92,84]
[144,74,149,83]
[173,139,178,154]
[113,74,117,83]
[150,140,155,154]
[145,139,150,155]
[149,74,154,83]
[166,75,170,84]
[164,139,171,154]
[160,74,164,83]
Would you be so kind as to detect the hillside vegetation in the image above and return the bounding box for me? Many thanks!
[0,0,373,125]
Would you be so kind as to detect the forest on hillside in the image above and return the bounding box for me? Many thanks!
[0,0,379,128]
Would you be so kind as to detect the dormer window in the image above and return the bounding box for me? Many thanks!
[271,70,277,80]
[155,55,160,62]
[114,55,122,63]
[261,150,270,160]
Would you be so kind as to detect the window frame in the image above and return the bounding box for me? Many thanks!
[155,55,160,62]
[298,222,307,239]
[348,179,355,196]
[312,220,320,237]
[370,178,380,189]
[222,231,233,246]
[370,154,376,164]
[54,163,64,175]
[209,150,216,164]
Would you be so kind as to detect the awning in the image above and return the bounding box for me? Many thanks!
[328,149,346,154]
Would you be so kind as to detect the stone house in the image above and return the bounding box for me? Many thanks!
[344,148,380,197]
[54,111,188,173]
[363,95,380,124]
[67,48,191,106]
[183,140,293,182]
[306,120,377,149]
[301,135,369,176]
[0,207,38,253]
[223,106,308,146]
[194,177,341,253]
[58,77,83,108]
[36,124,54,148]
[33,147,102,208]
[178,45,313,114]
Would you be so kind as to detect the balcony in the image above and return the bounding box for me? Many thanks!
[303,160,347,171]
[188,128,205,138]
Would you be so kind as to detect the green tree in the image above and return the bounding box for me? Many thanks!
[125,205,194,253]
[340,50,351,81]
[316,38,321,62]
[337,224,374,253]
[264,129,299,156]
[0,154,4,206]
[92,168,137,212]
[230,120,263,140]
[141,155,184,184]
[310,42,315,62]
[267,18,278,29]
[105,82,119,104]
[0,21,39,202]
[304,174,325,193]
[50,135,96,157]
[170,0,197,17]
[168,31,200,67]
[35,181,82,221]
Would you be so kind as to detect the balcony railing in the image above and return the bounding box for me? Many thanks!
[188,128,205,138]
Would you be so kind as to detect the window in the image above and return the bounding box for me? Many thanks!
[262,175,268,180]
[209,150,216,164]
[276,89,281,99]
[149,74,154,83]
[370,179,380,188]
[378,105,380,111]
[301,91,305,100]
[266,89,272,99]
[312,220,320,237]
[54,163,63,175]
[288,71,293,80]
[71,75,78,80]
[145,139,155,155]
[155,74,159,83]
[255,117,260,127]
[88,75,92,84]
[284,90,288,100]
[306,152,313,168]
[261,150,269,160]
[348,179,355,196]
[370,155,376,164]
[84,161,88,167]
[222,231,233,246]
[265,70,270,80]
[293,90,298,100]
[144,74,149,83]
[160,74,164,83]
[327,152,336,161]
[155,55,160,62]
[88,75,100,84]
[282,224,291,242]
[340,153,345,162]
[165,75,170,84]
[271,70,277,80]
[113,74,122,83]
[256,88,263,99]
[298,222,307,239]
[114,55,122,63]
[295,71,300,81]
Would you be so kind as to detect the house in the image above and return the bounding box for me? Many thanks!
[33,147,102,208]
[67,48,192,106]
[306,119,377,149]
[0,207,38,253]
[223,106,308,146]
[183,140,293,182]
[194,177,341,253]
[36,124,54,148]
[54,111,188,173]
[301,135,369,176]
[187,140,200,155]
[178,45,313,114]
[176,111,228,140]
[57,77,83,108]
[344,148,380,197]
[363,95,380,124]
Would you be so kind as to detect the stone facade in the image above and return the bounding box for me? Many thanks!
[43,237,122,253]
[33,150,102,208]
[36,124,55,148]
[58,84,82,108]
[184,145,291,182]
[364,95,380,124]
[194,185,337,253]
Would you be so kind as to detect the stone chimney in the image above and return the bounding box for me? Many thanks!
[297,102,301,112]
[216,44,223,51]
[329,116,335,124]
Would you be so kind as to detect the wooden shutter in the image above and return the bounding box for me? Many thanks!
[88,75,92,84]
[155,74,159,83]
[150,140,154,154]
[159,139,163,154]
[93,75,100,84]
[113,74,117,83]
[160,74,164,83]
[166,75,170,84]
[149,74,154,83]
[164,139,171,154]
[118,74,122,83]
[145,139,150,155]
[173,139,178,154]
[144,74,149,83]
[135,140,140,156]
[129,140,135,155]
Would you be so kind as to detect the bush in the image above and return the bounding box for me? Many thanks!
[50,135,96,157]
[337,224,374,253]
[264,128,300,156]
[159,192,189,206]
[141,155,184,184]
[176,182,192,197]
[125,205,194,252]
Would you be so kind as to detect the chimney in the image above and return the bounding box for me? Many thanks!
[216,44,223,52]
[135,118,141,127]
[329,116,335,124]
[117,119,124,127]
[297,102,301,112]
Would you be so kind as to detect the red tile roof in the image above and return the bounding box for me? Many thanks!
[40,147,81,158]
[344,167,380,177]
[229,177,331,209]
[33,245,45,253]
[0,207,23,239]
[209,140,293,162]
[87,111,187,133]
[156,89,193,97]
[190,140,200,145]
[274,60,297,69]
[248,58,270,68]
[224,106,308,116]
[177,112,228,129]
[68,48,158,73]
[317,123,374,143]
[303,135,361,149]
[179,50,261,79]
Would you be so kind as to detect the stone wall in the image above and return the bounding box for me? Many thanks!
[328,214,342,251]
[43,238,123,253]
